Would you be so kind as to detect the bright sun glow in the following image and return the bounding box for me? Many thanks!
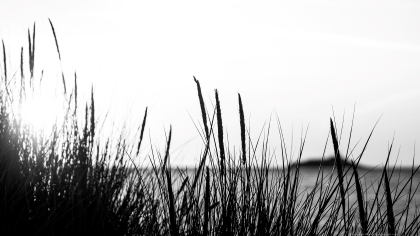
[19,90,65,134]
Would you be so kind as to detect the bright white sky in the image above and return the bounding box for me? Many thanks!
[1,0,420,167]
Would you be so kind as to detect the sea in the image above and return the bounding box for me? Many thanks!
[162,165,420,229]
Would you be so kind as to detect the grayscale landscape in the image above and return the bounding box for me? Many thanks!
[1,1,420,235]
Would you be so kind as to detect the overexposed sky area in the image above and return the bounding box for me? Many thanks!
[1,0,420,167]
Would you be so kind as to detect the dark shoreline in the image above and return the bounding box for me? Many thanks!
[133,159,416,173]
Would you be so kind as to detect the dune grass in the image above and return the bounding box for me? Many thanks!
[0,22,419,235]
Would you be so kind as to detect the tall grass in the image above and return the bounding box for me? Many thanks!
[0,21,419,235]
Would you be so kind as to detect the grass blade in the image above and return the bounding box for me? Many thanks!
[90,86,95,143]
[48,19,66,94]
[32,23,35,78]
[203,167,210,236]
[27,28,31,79]
[166,170,178,236]
[384,151,396,235]
[48,19,61,60]
[2,40,6,81]
[136,107,148,156]
[74,72,78,115]
[238,93,246,165]
[384,166,396,235]
[352,161,368,235]
[162,125,172,173]
[330,118,346,228]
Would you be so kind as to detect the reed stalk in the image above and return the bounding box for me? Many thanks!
[194,76,209,140]
[215,89,225,176]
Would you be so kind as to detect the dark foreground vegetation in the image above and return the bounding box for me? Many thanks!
[0,22,419,235]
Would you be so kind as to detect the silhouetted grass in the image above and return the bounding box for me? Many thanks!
[352,161,368,235]
[0,21,419,236]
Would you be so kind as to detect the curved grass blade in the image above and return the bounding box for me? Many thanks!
[352,161,368,235]
[330,118,346,227]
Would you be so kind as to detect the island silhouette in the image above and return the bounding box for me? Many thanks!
[290,155,368,170]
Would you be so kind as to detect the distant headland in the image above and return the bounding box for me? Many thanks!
[292,155,359,168]
[291,156,414,171]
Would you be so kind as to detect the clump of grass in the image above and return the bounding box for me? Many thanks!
[0,22,159,235]
[0,21,420,236]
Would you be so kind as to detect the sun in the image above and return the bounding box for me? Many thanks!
[19,90,65,134]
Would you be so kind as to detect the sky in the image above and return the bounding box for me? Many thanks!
[1,0,420,167]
